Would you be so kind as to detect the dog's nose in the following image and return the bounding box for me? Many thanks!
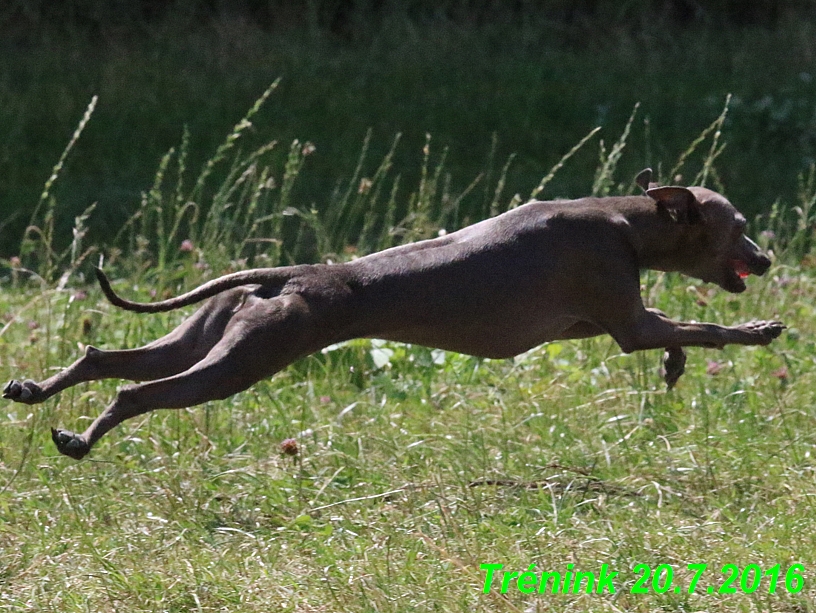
[750,252,771,275]
[742,236,771,275]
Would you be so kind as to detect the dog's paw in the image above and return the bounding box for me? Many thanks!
[3,379,44,404]
[740,320,786,344]
[51,428,90,460]
[662,347,687,390]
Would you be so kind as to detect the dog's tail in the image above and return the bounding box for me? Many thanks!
[94,266,297,313]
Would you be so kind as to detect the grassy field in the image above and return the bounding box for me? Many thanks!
[2,95,816,611]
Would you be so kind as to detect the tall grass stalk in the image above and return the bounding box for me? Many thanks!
[189,79,280,209]
[669,95,731,184]
[592,103,639,197]
[529,126,601,201]
[693,93,731,188]
[19,95,97,282]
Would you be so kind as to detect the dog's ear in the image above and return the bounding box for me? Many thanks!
[635,168,652,192]
[646,186,702,224]
[635,168,660,193]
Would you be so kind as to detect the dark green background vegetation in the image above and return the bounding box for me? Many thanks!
[2,0,815,256]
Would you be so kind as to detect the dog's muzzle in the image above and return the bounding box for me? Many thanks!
[742,236,771,276]
[725,236,771,293]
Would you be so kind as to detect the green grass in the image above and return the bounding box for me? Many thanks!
[4,270,816,611]
[2,94,816,611]
[1,250,815,611]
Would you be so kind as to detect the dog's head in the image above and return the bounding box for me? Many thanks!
[635,169,771,293]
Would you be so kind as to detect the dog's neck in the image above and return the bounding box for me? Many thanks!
[620,198,702,274]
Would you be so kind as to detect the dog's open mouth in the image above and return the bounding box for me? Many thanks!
[719,259,752,293]
[731,259,751,279]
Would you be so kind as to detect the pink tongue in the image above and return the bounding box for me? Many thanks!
[732,260,750,279]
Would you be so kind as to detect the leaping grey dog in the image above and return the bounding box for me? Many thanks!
[4,169,784,459]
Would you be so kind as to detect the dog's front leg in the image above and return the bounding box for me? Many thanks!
[610,308,785,354]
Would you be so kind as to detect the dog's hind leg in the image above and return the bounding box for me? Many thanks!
[50,292,321,459]
[3,287,252,405]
